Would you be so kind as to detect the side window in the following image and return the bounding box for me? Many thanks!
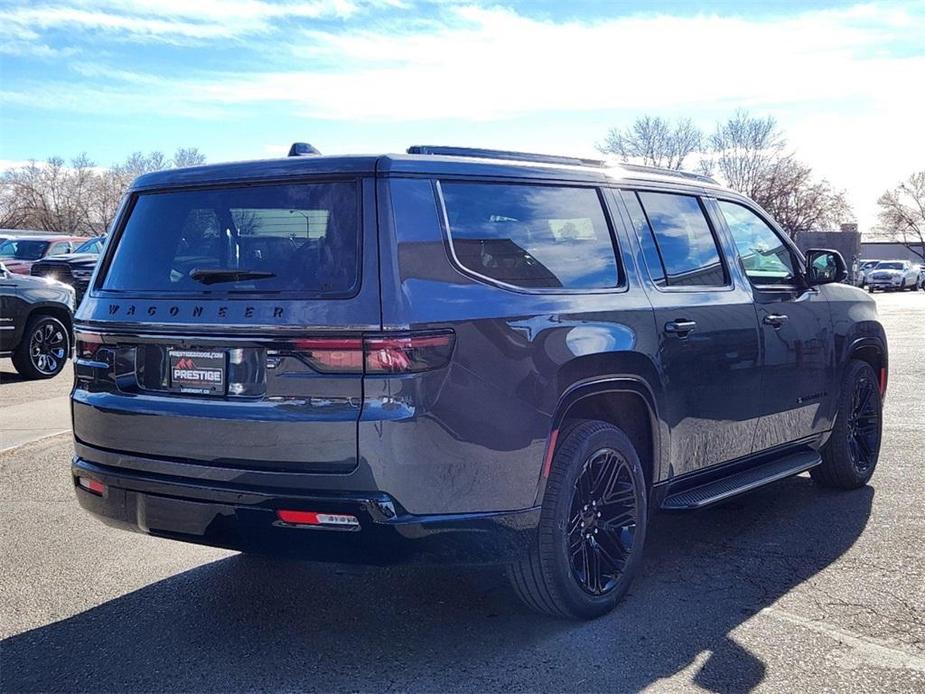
[635,191,727,287]
[620,191,666,287]
[440,181,619,290]
[717,200,796,286]
[49,241,70,255]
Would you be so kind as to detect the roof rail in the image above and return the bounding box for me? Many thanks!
[617,162,718,185]
[407,145,607,168]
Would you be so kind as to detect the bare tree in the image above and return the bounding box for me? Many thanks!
[598,116,702,170]
[0,147,208,235]
[698,111,853,238]
[876,171,925,261]
[700,111,784,197]
[172,147,207,169]
[752,158,853,239]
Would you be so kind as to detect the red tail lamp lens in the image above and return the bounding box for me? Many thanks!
[76,333,103,359]
[364,333,455,374]
[879,367,888,397]
[291,338,364,373]
[288,332,454,374]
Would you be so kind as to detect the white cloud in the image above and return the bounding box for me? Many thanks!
[0,0,382,43]
[3,2,924,230]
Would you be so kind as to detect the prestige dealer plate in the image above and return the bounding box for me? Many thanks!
[168,349,226,394]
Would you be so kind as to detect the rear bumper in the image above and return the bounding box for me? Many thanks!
[72,457,540,565]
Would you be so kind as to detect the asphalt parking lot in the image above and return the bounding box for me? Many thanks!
[1,292,923,693]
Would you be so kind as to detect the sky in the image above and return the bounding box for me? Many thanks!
[1,0,924,232]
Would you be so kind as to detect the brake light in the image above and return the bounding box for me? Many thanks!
[291,338,364,373]
[879,367,888,397]
[75,333,103,359]
[287,332,454,375]
[364,333,454,374]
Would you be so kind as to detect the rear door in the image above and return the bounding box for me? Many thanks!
[73,177,379,474]
[617,188,762,475]
[711,197,834,451]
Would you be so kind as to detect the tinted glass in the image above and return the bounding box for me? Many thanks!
[620,191,666,286]
[75,237,102,254]
[718,200,796,285]
[875,261,904,270]
[102,181,359,296]
[440,182,619,289]
[0,239,49,260]
[636,192,725,287]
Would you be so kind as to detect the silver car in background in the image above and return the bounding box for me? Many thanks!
[867,260,920,292]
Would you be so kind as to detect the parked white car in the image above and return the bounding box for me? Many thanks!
[867,260,920,292]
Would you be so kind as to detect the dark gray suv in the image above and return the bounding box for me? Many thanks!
[71,145,887,619]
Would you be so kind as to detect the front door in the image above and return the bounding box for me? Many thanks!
[618,189,763,476]
[712,198,833,451]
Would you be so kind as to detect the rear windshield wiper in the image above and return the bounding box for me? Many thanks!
[189,268,277,285]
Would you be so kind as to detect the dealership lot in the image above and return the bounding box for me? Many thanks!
[1,292,923,692]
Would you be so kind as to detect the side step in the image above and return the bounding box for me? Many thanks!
[661,450,822,511]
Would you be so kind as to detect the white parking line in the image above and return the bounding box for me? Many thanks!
[761,606,925,673]
[0,395,71,453]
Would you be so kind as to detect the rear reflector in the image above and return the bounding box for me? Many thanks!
[879,367,888,398]
[286,331,454,375]
[77,477,106,495]
[276,509,360,529]
[541,428,560,479]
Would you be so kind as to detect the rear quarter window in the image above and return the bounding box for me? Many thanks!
[439,181,620,290]
[102,181,359,297]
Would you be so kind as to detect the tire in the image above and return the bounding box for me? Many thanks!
[811,360,882,489]
[900,279,906,291]
[11,314,70,380]
[508,420,647,619]
[867,287,875,293]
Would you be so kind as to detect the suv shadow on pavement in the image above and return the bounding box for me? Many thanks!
[0,476,872,693]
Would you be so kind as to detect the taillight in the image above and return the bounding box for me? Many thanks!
[75,333,103,359]
[287,332,454,375]
[291,338,364,373]
[364,333,454,374]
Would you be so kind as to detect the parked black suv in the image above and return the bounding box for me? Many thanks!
[1,261,75,379]
[71,146,887,619]
[31,236,105,304]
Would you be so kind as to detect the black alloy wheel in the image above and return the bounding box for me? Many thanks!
[812,359,882,489]
[567,447,638,596]
[846,368,880,474]
[508,420,647,619]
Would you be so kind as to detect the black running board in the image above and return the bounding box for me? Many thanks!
[661,450,822,511]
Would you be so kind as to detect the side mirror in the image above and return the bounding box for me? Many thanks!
[805,248,848,286]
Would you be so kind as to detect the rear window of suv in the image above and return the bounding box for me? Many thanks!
[102,181,359,296]
[439,181,620,290]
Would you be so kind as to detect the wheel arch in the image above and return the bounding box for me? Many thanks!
[846,335,888,396]
[533,375,666,506]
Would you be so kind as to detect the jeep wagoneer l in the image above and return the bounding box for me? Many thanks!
[71,145,887,619]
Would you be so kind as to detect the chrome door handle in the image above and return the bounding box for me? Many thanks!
[665,319,697,336]
[763,314,789,328]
